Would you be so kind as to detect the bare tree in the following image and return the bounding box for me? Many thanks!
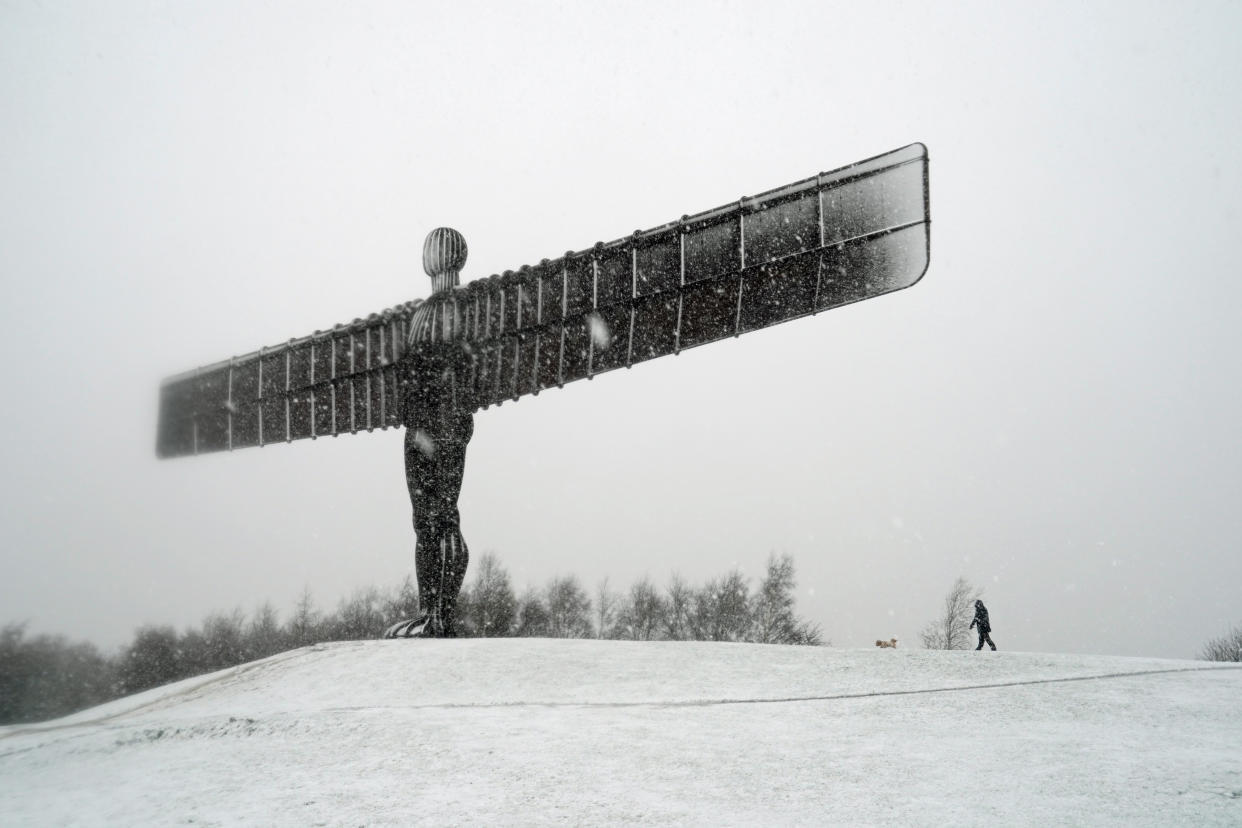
[1200,623,1242,662]
[920,577,982,650]
[286,586,320,648]
[595,577,619,639]
[751,553,796,644]
[515,587,550,637]
[247,602,284,660]
[467,552,517,637]
[617,575,665,640]
[750,553,825,646]
[664,573,693,641]
[118,625,181,694]
[692,570,751,642]
[332,588,385,641]
[200,609,248,669]
[2,624,116,724]
[545,575,593,638]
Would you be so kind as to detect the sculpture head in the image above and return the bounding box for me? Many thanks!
[422,227,468,293]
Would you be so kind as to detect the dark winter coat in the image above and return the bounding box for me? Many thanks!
[970,602,991,633]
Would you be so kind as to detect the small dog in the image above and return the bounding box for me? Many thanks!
[875,638,898,649]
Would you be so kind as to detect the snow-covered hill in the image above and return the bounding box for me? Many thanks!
[1,641,1239,826]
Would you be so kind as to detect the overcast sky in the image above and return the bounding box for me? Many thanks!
[2,1,1239,658]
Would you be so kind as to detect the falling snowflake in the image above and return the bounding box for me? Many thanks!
[412,429,436,457]
[587,313,612,350]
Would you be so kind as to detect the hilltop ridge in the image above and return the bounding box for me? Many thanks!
[2,641,1240,826]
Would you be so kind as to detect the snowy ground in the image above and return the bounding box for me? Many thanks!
[1,641,1240,826]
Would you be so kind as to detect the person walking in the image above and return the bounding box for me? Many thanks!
[970,599,997,651]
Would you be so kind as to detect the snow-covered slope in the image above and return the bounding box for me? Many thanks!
[1,641,1239,826]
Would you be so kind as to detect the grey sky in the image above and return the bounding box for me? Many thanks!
[2,1,1239,658]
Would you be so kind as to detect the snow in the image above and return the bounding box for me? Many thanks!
[1,641,1240,826]
[587,312,613,350]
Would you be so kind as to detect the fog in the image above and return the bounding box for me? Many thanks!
[2,0,1239,658]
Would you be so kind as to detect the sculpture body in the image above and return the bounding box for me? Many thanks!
[154,144,932,638]
[392,229,474,637]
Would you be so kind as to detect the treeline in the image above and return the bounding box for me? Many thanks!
[0,553,821,725]
[1200,623,1242,662]
[0,624,116,725]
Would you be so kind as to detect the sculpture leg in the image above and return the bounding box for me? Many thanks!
[435,415,473,635]
[405,428,441,630]
[403,415,473,637]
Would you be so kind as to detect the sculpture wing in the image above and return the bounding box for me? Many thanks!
[459,142,930,410]
[156,304,421,458]
[156,143,930,459]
